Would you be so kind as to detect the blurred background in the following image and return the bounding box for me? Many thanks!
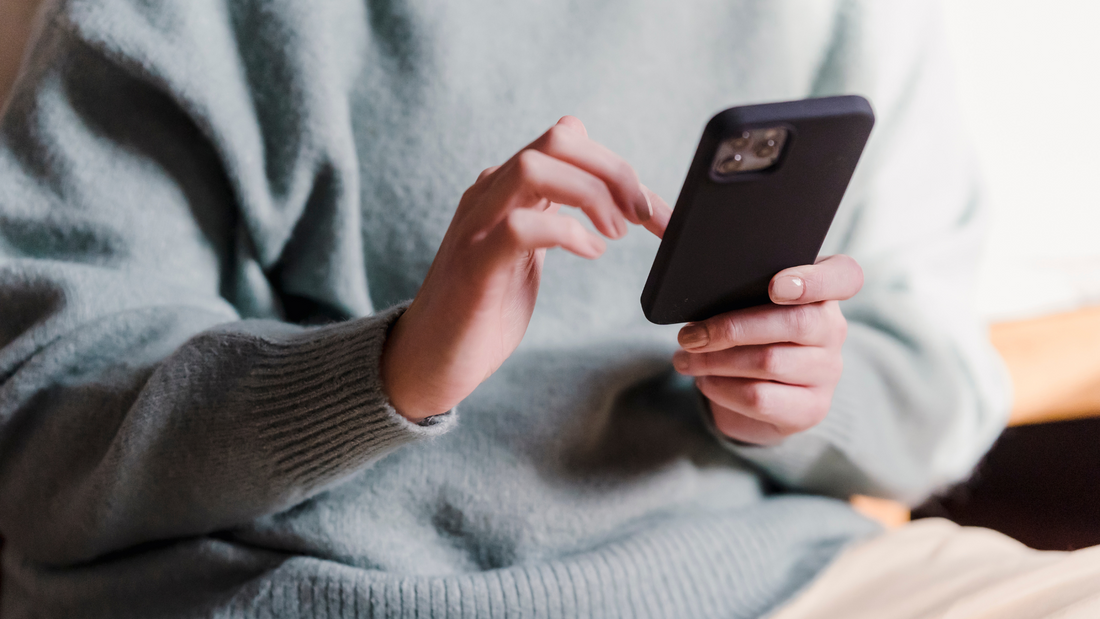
[901,0,1100,550]
[1,0,1098,548]
[935,0,1100,427]
[946,0,1100,322]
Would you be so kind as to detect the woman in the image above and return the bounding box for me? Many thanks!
[2,0,1074,617]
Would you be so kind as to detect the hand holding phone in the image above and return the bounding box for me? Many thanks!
[646,96,874,444]
[672,254,863,445]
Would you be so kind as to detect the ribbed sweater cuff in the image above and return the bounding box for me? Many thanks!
[717,390,871,493]
[242,303,456,489]
[723,429,832,484]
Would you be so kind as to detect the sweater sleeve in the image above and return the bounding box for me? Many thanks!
[721,0,1012,505]
[0,0,452,566]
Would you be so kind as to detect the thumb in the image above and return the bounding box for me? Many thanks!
[770,254,864,304]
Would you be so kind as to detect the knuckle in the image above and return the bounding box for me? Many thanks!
[515,149,540,179]
[613,160,639,188]
[761,347,787,376]
[459,184,479,204]
[786,305,818,339]
[756,346,783,376]
[742,381,772,413]
[543,124,569,150]
[711,317,741,347]
[503,209,528,238]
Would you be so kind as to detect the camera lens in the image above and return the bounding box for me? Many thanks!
[730,132,751,150]
[755,138,777,159]
[716,153,743,174]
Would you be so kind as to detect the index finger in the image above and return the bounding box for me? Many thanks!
[526,118,653,225]
[769,254,863,305]
[640,185,673,239]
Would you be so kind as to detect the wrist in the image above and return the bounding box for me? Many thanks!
[381,314,427,422]
[380,310,454,423]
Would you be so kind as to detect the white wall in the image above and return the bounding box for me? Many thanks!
[941,0,1100,321]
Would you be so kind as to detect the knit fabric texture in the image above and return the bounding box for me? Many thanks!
[0,0,1011,617]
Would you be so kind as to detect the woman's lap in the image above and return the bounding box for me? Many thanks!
[770,518,1100,619]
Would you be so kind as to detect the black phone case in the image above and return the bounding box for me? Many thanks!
[641,95,875,324]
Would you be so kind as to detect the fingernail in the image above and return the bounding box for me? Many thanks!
[635,184,653,221]
[772,276,804,302]
[587,234,606,257]
[672,350,689,372]
[614,216,627,238]
[678,323,709,349]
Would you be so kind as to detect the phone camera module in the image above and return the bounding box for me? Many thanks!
[712,126,788,178]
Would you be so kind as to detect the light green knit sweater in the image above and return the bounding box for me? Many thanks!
[0,0,1009,617]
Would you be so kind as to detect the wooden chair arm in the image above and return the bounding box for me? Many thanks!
[855,304,1100,527]
[994,305,1100,426]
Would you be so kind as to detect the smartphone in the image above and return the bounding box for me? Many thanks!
[640,95,875,325]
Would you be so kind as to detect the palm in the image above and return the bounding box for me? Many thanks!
[482,203,559,370]
[435,243,545,391]
[488,247,546,370]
